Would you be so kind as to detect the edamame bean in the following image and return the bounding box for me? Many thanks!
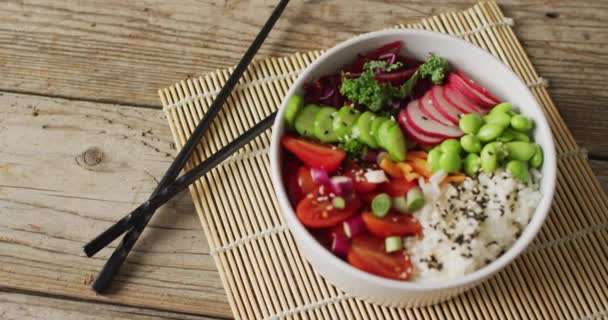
[486,141,509,161]
[505,141,536,161]
[504,129,530,142]
[530,143,543,168]
[441,139,461,154]
[506,160,529,182]
[439,151,461,173]
[511,115,534,132]
[477,123,505,142]
[480,143,499,173]
[460,134,482,153]
[484,111,511,128]
[491,102,513,114]
[459,114,484,134]
[428,147,442,173]
[464,153,481,176]
[497,129,514,142]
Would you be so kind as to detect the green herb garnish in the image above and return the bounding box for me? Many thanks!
[363,60,404,72]
[338,139,367,159]
[340,55,449,113]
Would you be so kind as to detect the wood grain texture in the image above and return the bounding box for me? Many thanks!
[0,92,230,317]
[0,0,606,319]
[0,291,218,320]
[590,159,608,193]
[0,0,606,159]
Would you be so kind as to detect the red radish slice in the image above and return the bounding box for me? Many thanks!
[398,102,443,146]
[444,83,485,114]
[431,86,463,125]
[418,91,453,126]
[455,70,500,105]
[448,73,496,109]
[403,100,463,139]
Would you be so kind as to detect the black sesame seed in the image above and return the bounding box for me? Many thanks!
[422,116,429,121]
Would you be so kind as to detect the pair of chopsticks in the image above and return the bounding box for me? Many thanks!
[84,0,289,293]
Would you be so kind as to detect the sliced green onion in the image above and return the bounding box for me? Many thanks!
[371,193,391,218]
[332,196,346,210]
[385,236,403,253]
[405,187,425,212]
[391,196,408,213]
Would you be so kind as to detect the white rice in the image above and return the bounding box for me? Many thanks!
[405,169,542,282]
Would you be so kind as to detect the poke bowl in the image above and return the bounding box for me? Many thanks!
[269,29,556,307]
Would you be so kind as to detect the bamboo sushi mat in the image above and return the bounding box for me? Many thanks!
[159,1,608,319]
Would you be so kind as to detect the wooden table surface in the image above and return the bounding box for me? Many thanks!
[1,0,606,319]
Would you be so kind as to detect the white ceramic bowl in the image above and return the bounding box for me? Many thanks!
[269,29,556,307]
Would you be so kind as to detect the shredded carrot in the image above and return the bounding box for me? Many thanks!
[404,172,421,182]
[407,158,432,178]
[396,162,413,174]
[379,158,403,178]
[406,150,428,160]
[443,173,466,185]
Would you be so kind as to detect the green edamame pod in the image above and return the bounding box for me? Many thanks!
[484,111,511,128]
[505,141,536,161]
[491,102,513,114]
[439,151,461,173]
[428,147,443,173]
[477,123,505,142]
[460,134,482,153]
[459,114,484,135]
[530,143,543,168]
[464,153,481,176]
[480,143,499,173]
[506,160,529,182]
[511,115,534,132]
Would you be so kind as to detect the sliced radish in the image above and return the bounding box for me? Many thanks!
[418,91,452,126]
[431,86,462,125]
[398,102,443,146]
[403,100,463,139]
[448,73,496,109]
[455,70,500,105]
[443,83,485,114]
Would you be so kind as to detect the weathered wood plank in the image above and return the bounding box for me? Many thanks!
[0,291,219,320]
[0,92,231,317]
[0,0,606,158]
[590,159,608,193]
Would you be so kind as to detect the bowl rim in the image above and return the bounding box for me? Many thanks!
[269,28,556,291]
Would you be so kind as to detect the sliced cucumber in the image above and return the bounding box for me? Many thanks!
[295,104,320,138]
[370,116,387,147]
[356,111,378,148]
[284,95,304,131]
[374,119,394,149]
[333,106,360,140]
[385,124,407,162]
[314,107,338,142]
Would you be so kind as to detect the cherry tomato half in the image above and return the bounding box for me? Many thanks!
[296,193,361,228]
[361,211,422,237]
[297,166,317,195]
[344,161,381,193]
[347,234,414,280]
[282,136,346,173]
[380,178,417,197]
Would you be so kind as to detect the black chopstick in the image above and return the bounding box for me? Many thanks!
[92,112,277,292]
[83,0,290,258]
